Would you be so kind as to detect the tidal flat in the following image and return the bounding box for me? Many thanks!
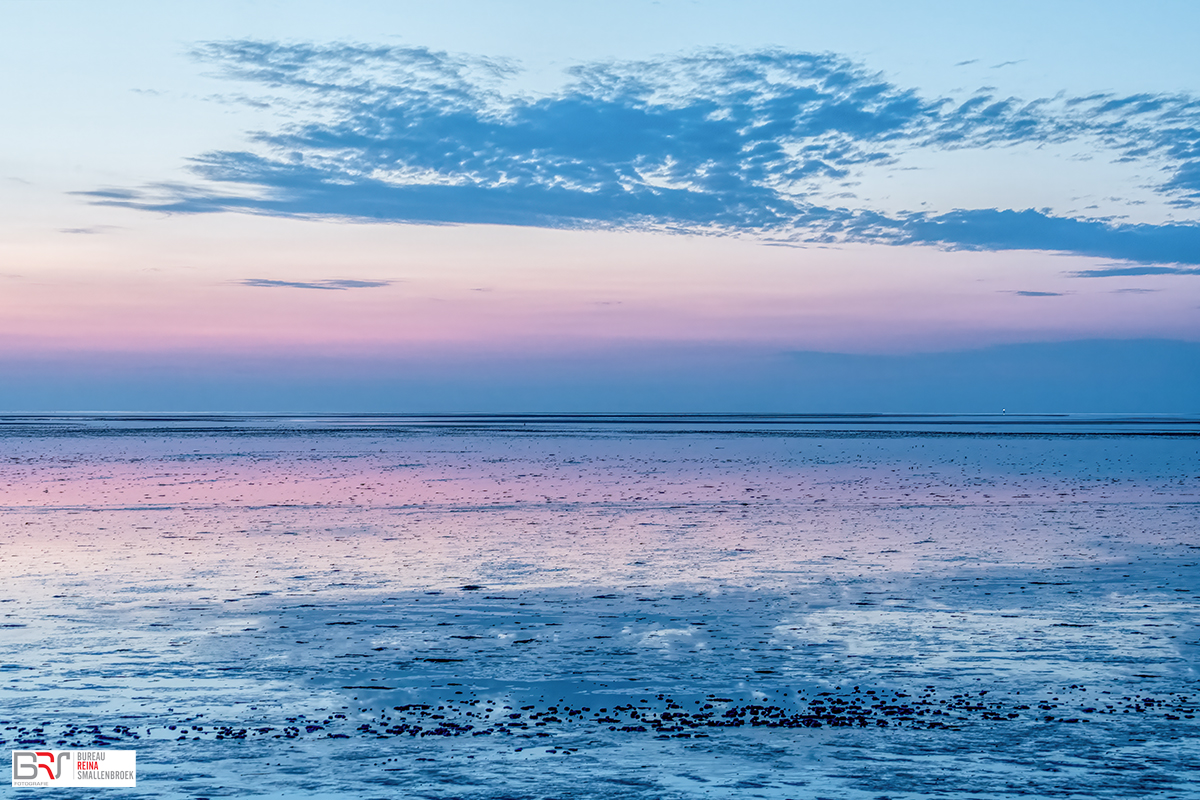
[1,414,1197,799]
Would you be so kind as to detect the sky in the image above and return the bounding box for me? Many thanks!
[2,0,1199,412]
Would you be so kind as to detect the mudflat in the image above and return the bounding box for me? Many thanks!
[2,415,1197,798]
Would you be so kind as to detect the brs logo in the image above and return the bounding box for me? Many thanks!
[13,751,70,781]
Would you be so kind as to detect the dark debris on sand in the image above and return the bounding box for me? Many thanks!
[4,684,1194,748]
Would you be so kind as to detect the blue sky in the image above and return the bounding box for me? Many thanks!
[2,1,1198,411]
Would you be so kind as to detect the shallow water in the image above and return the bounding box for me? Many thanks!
[2,415,1198,798]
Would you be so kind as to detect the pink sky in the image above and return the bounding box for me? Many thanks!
[4,218,1195,362]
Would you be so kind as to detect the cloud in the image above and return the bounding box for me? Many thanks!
[84,41,1200,269]
[59,225,119,235]
[1069,265,1200,277]
[888,209,1200,266]
[239,278,391,290]
[1010,290,1063,296]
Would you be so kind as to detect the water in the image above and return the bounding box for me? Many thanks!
[2,415,1197,798]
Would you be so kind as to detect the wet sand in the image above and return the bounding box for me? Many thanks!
[1,416,1197,798]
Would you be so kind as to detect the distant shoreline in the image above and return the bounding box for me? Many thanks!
[1,411,1197,437]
